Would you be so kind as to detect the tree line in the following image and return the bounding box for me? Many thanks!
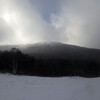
[0,48,100,77]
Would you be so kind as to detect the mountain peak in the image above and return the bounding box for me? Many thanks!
[32,41,64,46]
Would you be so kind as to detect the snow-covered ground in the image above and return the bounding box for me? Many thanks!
[0,74,100,100]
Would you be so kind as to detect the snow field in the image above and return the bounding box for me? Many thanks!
[0,74,100,100]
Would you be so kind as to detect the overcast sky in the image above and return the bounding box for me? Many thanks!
[0,0,100,48]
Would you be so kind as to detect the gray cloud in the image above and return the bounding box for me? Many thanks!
[51,0,100,48]
[0,0,100,48]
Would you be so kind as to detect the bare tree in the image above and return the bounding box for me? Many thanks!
[10,48,19,74]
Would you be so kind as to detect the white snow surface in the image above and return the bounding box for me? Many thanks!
[0,74,100,100]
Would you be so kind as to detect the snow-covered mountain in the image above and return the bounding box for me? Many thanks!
[0,42,100,60]
[19,42,100,61]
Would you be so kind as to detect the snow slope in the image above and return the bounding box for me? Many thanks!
[0,74,100,100]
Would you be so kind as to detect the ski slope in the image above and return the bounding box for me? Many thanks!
[0,74,100,100]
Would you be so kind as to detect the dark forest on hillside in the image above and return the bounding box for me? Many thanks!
[0,48,100,77]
